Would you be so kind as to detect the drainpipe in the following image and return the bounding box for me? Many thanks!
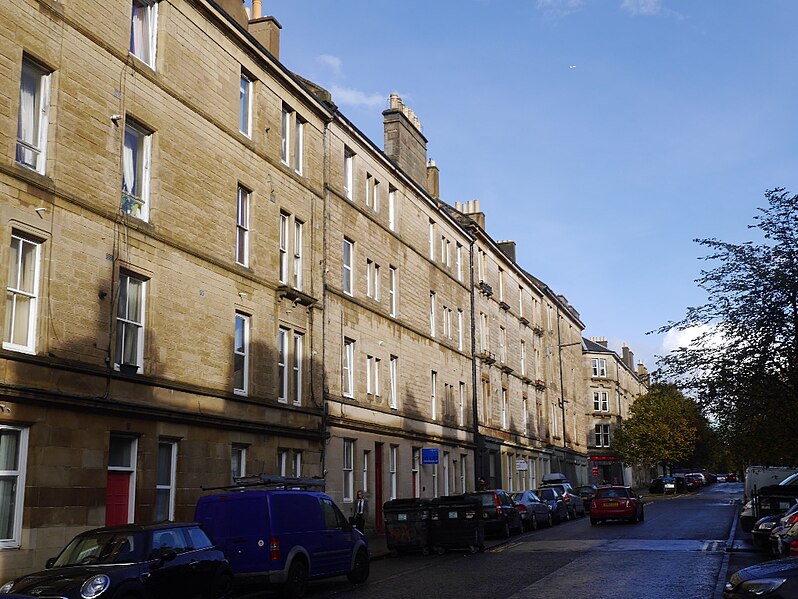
[556,312,567,449]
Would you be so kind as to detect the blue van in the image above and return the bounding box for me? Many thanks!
[194,487,369,598]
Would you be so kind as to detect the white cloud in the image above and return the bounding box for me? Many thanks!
[535,0,585,18]
[659,324,723,355]
[330,85,385,109]
[317,54,342,75]
[621,0,661,16]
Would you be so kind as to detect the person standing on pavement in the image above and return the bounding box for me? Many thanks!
[352,490,368,532]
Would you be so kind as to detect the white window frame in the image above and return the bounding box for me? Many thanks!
[431,371,437,420]
[344,147,354,200]
[108,434,138,524]
[342,338,355,398]
[280,105,290,165]
[429,292,436,337]
[362,450,370,494]
[343,440,354,502]
[428,220,435,261]
[231,444,246,481]
[389,445,398,500]
[601,391,609,411]
[479,312,489,351]
[432,462,438,498]
[16,57,50,174]
[292,451,302,477]
[278,327,288,403]
[236,185,250,267]
[365,173,373,208]
[121,120,152,221]
[592,358,607,377]
[130,0,158,68]
[115,273,146,369]
[388,187,397,230]
[4,233,41,354]
[520,340,526,376]
[293,116,304,175]
[523,398,529,435]
[277,449,288,477]
[155,440,176,522]
[459,454,467,493]
[292,332,303,406]
[519,286,525,319]
[412,448,420,498]
[293,219,303,290]
[459,382,465,427]
[234,312,249,395]
[279,212,289,284]
[372,179,380,212]
[239,73,252,137]
[498,268,504,302]
[343,238,354,295]
[389,266,397,317]
[456,243,462,282]
[595,424,611,447]
[389,355,398,409]
[457,309,464,351]
[501,388,508,429]
[499,327,506,363]
[0,427,28,548]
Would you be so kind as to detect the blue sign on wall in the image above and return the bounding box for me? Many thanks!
[421,448,439,465]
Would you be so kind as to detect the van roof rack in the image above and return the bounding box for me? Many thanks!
[201,474,326,492]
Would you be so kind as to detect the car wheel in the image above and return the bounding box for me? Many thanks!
[284,559,309,599]
[640,509,645,522]
[546,513,553,528]
[211,572,234,599]
[590,517,598,526]
[347,548,370,584]
[502,520,511,538]
[531,514,538,531]
[568,508,575,521]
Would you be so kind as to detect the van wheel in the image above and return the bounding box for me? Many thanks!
[347,549,369,584]
[211,572,234,599]
[284,559,309,598]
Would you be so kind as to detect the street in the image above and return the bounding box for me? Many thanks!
[236,483,743,599]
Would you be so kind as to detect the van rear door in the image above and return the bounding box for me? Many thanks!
[195,493,271,574]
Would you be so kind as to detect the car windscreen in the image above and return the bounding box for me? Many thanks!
[595,489,628,499]
[534,489,555,500]
[53,531,146,566]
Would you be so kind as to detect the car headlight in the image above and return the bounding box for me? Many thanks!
[757,522,776,530]
[0,581,15,594]
[737,578,786,595]
[80,574,110,599]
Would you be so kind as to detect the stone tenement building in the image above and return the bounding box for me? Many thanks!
[0,0,647,577]
[583,337,651,487]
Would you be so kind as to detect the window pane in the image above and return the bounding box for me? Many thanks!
[156,443,172,486]
[0,431,20,471]
[108,437,132,469]
[10,296,31,347]
[154,489,170,521]
[0,477,17,540]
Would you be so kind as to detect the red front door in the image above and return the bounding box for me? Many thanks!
[375,443,384,532]
[106,471,131,526]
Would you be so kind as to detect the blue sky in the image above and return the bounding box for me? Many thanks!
[247,0,798,370]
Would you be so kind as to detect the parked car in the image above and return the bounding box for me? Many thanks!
[0,522,233,599]
[541,483,586,519]
[512,491,553,529]
[684,474,702,491]
[770,505,798,555]
[467,490,523,538]
[195,481,369,598]
[590,486,645,525]
[724,556,798,598]
[727,472,739,482]
[575,484,598,512]
[649,476,677,494]
[541,472,570,485]
[752,514,782,550]
[532,488,569,524]
[777,521,798,557]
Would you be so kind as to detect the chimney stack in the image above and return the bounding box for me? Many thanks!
[622,344,635,370]
[426,159,440,199]
[497,240,517,263]
[248,1,282,59]
[383,94,428,186]
[589,336,608,348]
[455,199,486,230]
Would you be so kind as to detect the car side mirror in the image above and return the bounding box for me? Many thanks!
[45,557,56,569]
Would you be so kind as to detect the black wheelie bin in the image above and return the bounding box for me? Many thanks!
[430,494,484,554]
[383,498,434,555]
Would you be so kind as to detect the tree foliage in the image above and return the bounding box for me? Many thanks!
[613,383,701,466]
[655,188,798,466]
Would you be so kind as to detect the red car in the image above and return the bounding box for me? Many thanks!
[590,486,645,525]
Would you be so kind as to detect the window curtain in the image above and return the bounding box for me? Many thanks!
[130,2,149,63]
[0,431,20,541]
[16,67,37,167]
[122,127,138,213]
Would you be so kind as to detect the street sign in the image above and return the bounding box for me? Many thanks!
[516,459,528,471]
[421,448,439,465]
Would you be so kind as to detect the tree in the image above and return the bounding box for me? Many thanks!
[655,188,798,466]
[612,383,701,468]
